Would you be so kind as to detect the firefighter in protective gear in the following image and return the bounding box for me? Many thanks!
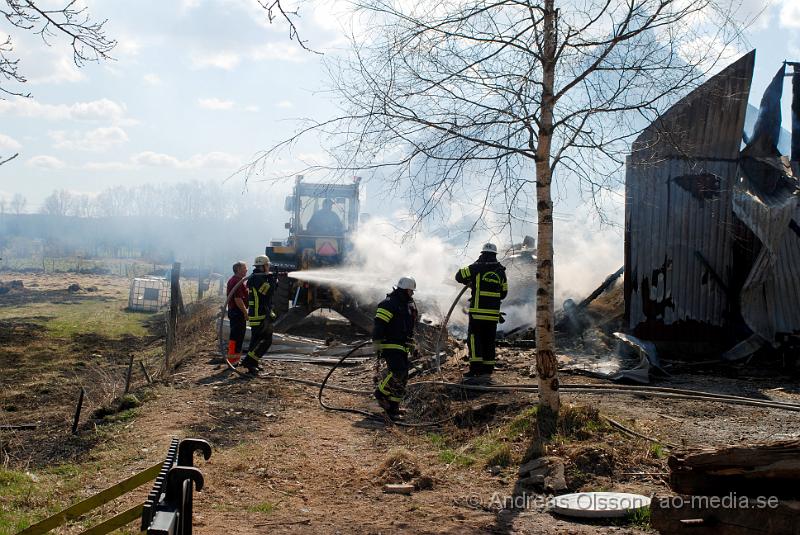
[373,276,418,419]
[242,255,277,373]
[455,243,508,377]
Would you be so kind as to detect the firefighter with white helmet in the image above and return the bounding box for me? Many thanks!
[373,276,418,419]
[455,242,508,380]
[241,254,278,373]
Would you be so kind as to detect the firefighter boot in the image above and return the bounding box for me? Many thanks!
[241,354,261,374]
[374,389,401,419]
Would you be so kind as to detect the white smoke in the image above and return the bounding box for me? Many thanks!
[289,204,624,334]
[289,217,469,324]
[552,196,624,308]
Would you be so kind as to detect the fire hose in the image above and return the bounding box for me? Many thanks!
[217,279,800,428]
[433,286,468,371]
[216,280,461,425]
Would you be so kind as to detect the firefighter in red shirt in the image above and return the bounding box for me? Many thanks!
[225,261,249,365]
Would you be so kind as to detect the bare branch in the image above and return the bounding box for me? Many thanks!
[0,0,116,97]
[257,0,321,54]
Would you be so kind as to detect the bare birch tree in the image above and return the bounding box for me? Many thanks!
[248,0,748,434]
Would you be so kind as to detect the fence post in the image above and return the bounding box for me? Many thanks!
[165,262,183,372]
[140,360,153,384]
[197,268,203,301]
[72,387,85,435]
[124,354,135,394]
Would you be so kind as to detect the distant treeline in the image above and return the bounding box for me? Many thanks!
[38,181,254,219]
[0,181,289,271]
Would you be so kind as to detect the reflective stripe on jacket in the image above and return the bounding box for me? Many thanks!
[455,255,508,322]
[248,270,277,325]
[373,288,417,350]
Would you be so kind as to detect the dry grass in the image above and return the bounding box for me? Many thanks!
[166,299,219,373]
[419,400,668,499]
[375,448,421,484]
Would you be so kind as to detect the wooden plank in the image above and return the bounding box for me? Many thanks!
[383,484,414,494]
[18,462,162,534]
[78,503,144,535]
[650,494,800,534]
[668,440,800,497]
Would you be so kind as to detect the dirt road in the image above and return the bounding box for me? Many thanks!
[3,273,799,534]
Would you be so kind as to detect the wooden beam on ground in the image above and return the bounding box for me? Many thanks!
[650,494,800,534]
[668,440,800,497]
[383,484,415,494]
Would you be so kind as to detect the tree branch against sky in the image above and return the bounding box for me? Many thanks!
[0,0,116,163]
[247,0,752,434]
[257,0,320,52]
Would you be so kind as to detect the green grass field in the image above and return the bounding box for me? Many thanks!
[0,299,151,339]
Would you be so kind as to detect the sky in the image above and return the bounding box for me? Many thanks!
[0,0,799,221]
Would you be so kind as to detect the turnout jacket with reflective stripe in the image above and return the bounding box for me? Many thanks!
[248,270,277,325]
[455,255,508,322]
[373,288,418,351]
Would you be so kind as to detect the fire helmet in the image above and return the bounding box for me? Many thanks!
[396,276,417,290]
[481,242,498,254]
[254,255,271,267]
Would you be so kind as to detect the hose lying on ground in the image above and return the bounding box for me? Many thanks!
[315,340,457,428]
[408,381,800,412]
[216,279,800,426]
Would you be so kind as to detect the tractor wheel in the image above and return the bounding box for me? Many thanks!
[273,274,291,319]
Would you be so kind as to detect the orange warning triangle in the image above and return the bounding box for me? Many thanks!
[317,241,338,256]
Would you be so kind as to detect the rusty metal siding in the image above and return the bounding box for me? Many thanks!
[625,52,755,341]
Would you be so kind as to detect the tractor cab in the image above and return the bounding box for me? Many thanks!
[289,178,359,261]
[268,176,361,272]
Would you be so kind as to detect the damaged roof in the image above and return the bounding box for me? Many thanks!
[624,50,800,353]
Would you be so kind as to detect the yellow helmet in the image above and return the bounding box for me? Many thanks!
[254,255,270,267]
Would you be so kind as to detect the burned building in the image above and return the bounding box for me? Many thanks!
[624,50,800,358]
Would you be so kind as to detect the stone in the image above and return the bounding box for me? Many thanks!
[517,457,566,492]
[544,462,567,493]
[517,474,545,489]
[518,456,560,476]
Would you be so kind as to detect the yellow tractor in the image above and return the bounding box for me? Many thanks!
[266,176,373,333]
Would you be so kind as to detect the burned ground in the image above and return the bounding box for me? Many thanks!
[2,272,800,534]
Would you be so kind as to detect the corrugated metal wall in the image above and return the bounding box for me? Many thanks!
[733,177,800,340]
[624,52,755,342]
